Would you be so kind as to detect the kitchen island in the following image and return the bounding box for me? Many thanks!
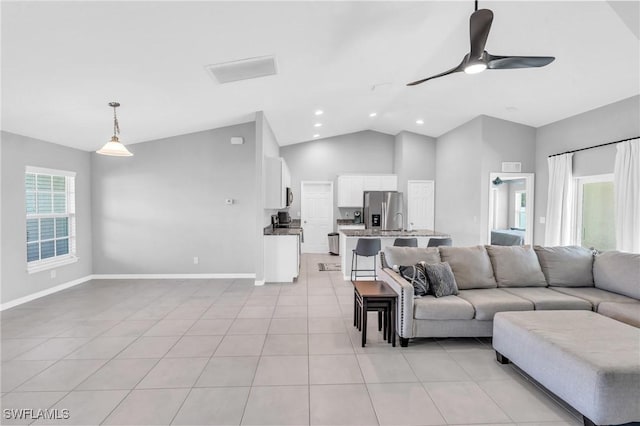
[339,229,450,281]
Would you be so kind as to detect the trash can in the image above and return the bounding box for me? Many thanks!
[328,233,340,255]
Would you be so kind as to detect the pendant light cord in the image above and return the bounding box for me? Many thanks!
[113,105,120,137]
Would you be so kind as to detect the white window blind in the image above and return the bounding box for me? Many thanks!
[25,166,77,273]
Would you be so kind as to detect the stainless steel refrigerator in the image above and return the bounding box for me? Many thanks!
[363,191,404,230]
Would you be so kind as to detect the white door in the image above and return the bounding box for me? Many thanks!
[301,181,334,253]
[407,180,435,230]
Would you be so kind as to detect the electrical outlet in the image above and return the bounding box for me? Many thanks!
[540,216,546,224]
[345,212,350,217]
[50,269,56,279]
[193,257,199,265]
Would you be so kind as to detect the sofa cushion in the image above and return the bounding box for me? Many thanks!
[457,289,533,320]
[597,301,640,328]
[383,246,440,269]
[398,263,429,296]
[501,287,592,311]
[534,246,594,287]
[485,245,547,287]
[423,262,458,298]
[593,251,640,300]
[550,287,637,309]
[439,246,497,290]
[413,295,475,320]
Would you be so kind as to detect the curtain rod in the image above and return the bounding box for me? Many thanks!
[548,136,639,158]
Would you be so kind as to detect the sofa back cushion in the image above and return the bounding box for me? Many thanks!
[383,246,440,269]
[593,251,640,299]
[534,246,594,287]
[485,245,547,287]
[439,246,497,290]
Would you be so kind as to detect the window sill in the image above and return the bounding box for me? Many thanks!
[27,255,78,274]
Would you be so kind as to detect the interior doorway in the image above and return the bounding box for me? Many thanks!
[301,181,333,253]
[407,180,435,231]
[488,172,535,245]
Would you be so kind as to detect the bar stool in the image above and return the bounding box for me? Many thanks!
[351,238,381,281]
[427,237,452,247]
[393,237,418,247]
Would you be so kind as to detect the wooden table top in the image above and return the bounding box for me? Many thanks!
[352,280,397,298]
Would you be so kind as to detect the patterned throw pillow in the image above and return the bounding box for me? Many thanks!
[398,263,429,296]
[423,262,459,298]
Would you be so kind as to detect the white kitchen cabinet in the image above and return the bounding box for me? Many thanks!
[265,157,290,209]
[337,175,364,207]
[337,174,397,207]
[264,235,300,283]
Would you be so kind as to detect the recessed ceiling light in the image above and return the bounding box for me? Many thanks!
[315,110,323,116]
[313,134,320,138]
[314,123,322,127]
[369,112,377,117]
[416,119,424,125]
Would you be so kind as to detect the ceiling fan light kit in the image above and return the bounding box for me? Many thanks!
[408,3,555,86]
[97,101,133,157]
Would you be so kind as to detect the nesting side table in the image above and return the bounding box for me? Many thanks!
[352,280,398,347]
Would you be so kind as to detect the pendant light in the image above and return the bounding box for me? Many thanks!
[97,102,133,156]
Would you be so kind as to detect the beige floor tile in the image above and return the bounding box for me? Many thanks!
[136,357,208,389]
[165,335,222,358]
[185,319,233,335]
[76,358,158,390]
[101,320,157,337]
[32,390,128,425]
[15,338,91,361]
[268,318,308,334]
[262,334,308,355]
[242,385,309,425]
[17,359,107,391]
[116,336,179,359]
[65,337,135,359]
[253,355,309,386]
[308,317,347,334]
[308,333,354,355]
[423,381,512,424]
[357,353,418,383]
[214,334,266,356]
[172,387,250,425]
[143,319,196,336]
[195,356,259,387]
[228,318,270,335]
[404,351,472,382]
[1,338,49,361]
[1,360,56,392]
[309,354,363,384]
[0,391,67,425]
[367,382,445,425]
[102,388,190,425]
[310,384,378,425]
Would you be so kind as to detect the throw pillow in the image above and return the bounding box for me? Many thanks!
[398,263,429,296]
[423,262,459,298]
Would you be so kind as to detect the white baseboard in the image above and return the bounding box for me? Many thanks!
[1,273,257,311]
[0,275,93,311]
[254,280,266,286]
[91,273,256,279]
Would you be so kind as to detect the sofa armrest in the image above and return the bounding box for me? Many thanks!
[379,267,414,339]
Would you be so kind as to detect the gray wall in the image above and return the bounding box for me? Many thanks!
[1,131,93,304]
[91,122,256,274]
[533,95,640,244]
[394,131,437,220]
[435,116,536,246]
[281,130,395,225]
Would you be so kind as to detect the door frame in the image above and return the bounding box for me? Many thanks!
[487,172,535,245]
[300,181,334,253]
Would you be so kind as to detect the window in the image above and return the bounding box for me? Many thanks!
[25,167,77,273]
[575,174,616,252]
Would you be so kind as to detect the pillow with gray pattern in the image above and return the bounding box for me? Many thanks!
[398,263,429,296]
[424,262,459,298]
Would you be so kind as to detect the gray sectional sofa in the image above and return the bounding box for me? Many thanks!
[379,245,640,347]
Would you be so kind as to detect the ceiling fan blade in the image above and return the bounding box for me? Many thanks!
[469,9,493,58]
[487,54,555,69]
[406,61,465,86]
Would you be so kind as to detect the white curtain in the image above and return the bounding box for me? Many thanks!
[545,153,574,246]
[614,138,640,253]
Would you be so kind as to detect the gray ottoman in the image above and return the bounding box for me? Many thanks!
[493,311,640,426]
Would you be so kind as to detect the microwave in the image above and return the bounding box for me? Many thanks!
[286,187,293,207]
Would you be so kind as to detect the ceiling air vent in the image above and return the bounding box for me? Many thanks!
[205,55,277,84]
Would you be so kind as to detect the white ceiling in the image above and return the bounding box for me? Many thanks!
[2,1,638,151]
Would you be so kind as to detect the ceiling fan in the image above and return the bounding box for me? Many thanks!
[407,1,555,86]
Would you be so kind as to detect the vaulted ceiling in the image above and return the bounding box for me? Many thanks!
[2,1,638,151]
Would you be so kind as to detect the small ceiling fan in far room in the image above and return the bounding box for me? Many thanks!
[407,0,555,86]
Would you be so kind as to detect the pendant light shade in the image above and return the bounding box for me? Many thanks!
[97,102,133,157]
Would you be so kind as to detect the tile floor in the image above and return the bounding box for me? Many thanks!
[1,254,582,425]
